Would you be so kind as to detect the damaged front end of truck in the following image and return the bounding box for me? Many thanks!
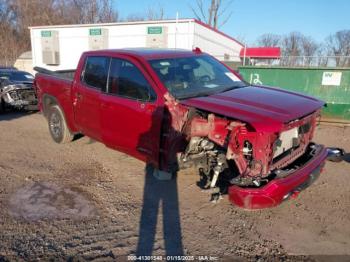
[159,92,329,209]
[148,52,341,209]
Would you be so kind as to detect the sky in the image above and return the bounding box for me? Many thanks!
[114,0,350,46]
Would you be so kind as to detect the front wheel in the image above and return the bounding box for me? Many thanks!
[47,105,74,144]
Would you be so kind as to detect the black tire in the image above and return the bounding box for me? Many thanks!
[0,98,5,114]
[47,105,74,144]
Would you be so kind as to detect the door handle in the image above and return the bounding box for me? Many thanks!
[73,92,82,106]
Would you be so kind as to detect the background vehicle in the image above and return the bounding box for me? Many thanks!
[0,69,38,112]
[0,66,17,70]
[34,48,330,209]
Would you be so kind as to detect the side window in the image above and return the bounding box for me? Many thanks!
[107,58,156,101]
[82,56,110,90]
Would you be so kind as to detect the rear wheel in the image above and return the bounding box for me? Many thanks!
[47,105,73,144]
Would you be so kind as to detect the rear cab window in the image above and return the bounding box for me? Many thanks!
[82,56,110,91]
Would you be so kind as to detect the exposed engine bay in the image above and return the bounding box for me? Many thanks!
[161,94,320,201]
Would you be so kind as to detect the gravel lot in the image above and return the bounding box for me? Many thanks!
[0,112,349,261]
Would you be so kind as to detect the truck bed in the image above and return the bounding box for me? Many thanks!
[34,67,78,133]
[34,67,76,81]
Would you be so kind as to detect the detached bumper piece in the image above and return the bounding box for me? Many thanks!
[327,147,345,162]
[228,144,328,209]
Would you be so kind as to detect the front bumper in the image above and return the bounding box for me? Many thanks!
[228,144,328,209]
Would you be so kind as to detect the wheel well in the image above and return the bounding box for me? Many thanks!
[42,95,58,118]
[42,94,78,136]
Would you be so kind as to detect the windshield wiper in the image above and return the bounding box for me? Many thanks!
[177,84,248,100]
[177,92,211,100]
[220,84,247,93]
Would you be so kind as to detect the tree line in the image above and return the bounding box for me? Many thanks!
[255,31,350,67]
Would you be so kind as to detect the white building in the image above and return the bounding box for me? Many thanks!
[14,51,34,74]
[29,19,244,71]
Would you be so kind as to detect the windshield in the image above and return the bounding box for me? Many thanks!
[149,55,247,99]
[0,71,34,82]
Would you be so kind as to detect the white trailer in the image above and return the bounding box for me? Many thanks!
[30,19,243,71]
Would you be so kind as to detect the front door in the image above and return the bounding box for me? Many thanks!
[100,57,162,164]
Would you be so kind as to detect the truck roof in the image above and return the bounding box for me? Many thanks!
[82,48,202,60]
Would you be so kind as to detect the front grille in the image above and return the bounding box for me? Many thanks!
[271,117,315,170]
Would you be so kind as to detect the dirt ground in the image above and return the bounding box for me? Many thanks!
[0,111,349,261]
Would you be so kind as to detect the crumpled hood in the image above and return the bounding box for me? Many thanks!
[180,85,325,132]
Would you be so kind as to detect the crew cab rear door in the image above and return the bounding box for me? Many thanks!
[100,56,162,165]
[74,56,110,141]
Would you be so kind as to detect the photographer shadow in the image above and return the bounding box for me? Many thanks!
[135,105,184,257]
[136,165,183,256]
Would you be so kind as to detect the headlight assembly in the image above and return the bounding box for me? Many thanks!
[9,91,19,100]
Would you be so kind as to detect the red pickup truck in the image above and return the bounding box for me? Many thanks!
[34,48,335,209]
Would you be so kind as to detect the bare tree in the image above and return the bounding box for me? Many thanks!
[316,44,329,67]
[278,34,317,66]
[326,30,350,67]
[99,0,119,23]
[0,23,22,65]
[124,3,164,22]
[301,36,319,65]
[279,32,320,66]
[124,14,146,22]
[190,0,233,29]
[282,32,303,56]
[146,4,164,21]
[256,33,281,47]
[69,0,118,24]
[0,1,26,65]
[5,0,76,58]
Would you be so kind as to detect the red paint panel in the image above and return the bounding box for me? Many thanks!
[74,82,102,141]
[100,94,161,164]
